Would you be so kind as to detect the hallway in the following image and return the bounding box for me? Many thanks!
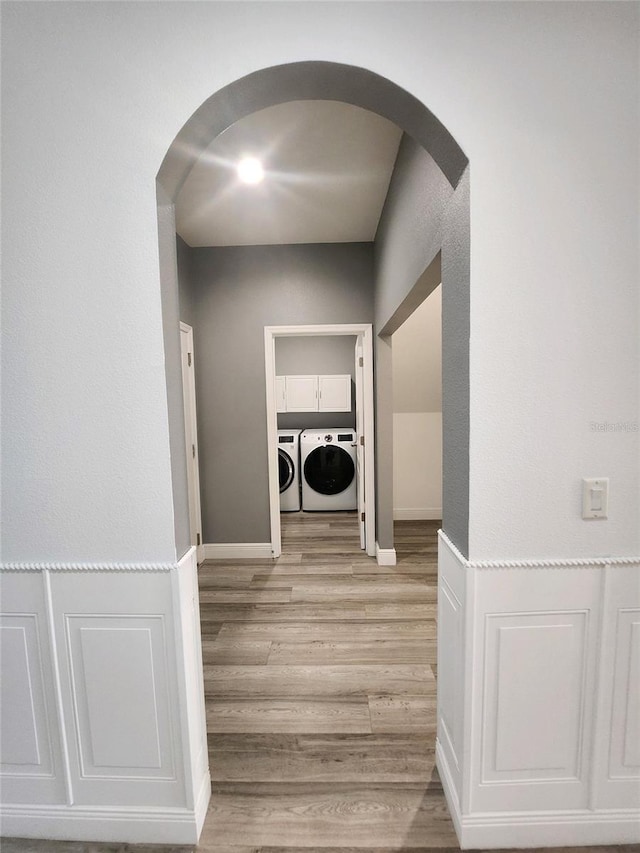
[199,512,452,848]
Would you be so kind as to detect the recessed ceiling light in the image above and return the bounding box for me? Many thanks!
[237,156,264,184]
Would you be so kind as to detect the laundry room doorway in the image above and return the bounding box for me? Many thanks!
[264,323,375,559]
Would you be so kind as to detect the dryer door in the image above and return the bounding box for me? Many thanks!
[278,448,295,493]
[303,446,355,495]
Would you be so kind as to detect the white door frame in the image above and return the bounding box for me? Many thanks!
[354,336,366,550]
[264,323,376,559]
[180,322,204,563]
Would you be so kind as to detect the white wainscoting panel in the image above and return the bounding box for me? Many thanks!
[426,540,638,848]
[0,573,67,804]
[1,558,210,843]
[436,532,468,813]
[67,620,168,775]
[472,564,601,814]
[1,623,42,766]
[593,564,640,811]
[173,547,210,828]
[614,614,640,771]
[485,613,587,779]
[50,570,184,809]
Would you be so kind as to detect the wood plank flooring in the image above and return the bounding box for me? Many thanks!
[198,513,450,851]
[4,513,638,852]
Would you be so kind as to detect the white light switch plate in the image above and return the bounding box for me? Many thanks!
[582,478,609,519]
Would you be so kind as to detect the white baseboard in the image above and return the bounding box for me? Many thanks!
[436,738,463,841]
[203,542,273,559]
[375,542,397,566]
[393,507,442,520]
[457,809,640,849]
[437,718,640,849]
[0,802,206,845]
[194,769,211,837]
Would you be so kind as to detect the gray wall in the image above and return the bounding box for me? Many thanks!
[183,242,374,544]
[157,188,191,560]
[276,336,356,431]
[373,134,469,555]
[441,168,470,555]
[374,135,453,333]
[176,235,196,329]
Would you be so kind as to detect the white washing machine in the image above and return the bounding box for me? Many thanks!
[300,428,357,511]
[278,429,302,511]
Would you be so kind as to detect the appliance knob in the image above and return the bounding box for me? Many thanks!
[324,434,333,442]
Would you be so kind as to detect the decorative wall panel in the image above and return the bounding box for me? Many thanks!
[439,580,462,766]
[593,567,640,812]
[47,570,187,809]
[0,558,210,839]
[468,560,602,815]
[436,532,467,808]
[611,612,640,774]
[483,612,587,781]
[0,623,42,768]
[0,573,67,805]
[64,614,175,784]
[73,625,162,771]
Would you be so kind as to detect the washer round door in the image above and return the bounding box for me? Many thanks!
[303,445,355,495]
[278,448,295,493]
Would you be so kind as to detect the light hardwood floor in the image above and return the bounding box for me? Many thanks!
[3,514,638,853]
[198,513,451,851]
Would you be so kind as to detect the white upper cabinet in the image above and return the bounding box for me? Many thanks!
[277,374,351,413]
[318,375,351,412]
[283,375,319,412]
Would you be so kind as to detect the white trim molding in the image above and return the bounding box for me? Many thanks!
[0,548,210,845]
[434,758,640,851]
[264,323,376,560]
[393,507,442,521]
[439,529,640,570]
[0,561,176,572]
[437,530,640,850]
[375,543,397,566]
[203,542,273,560]
[0,800,209,845]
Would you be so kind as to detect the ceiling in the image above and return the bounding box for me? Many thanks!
[175,100,403,248]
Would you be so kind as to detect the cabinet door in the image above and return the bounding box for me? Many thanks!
[318,374,351,412]
[275,376,287,413]
[285,375,318,411]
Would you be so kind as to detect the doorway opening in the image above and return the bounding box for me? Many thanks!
[391,284,442,526]
[157,60,470,566]
[265,324,376,559]
[157,59,470,850]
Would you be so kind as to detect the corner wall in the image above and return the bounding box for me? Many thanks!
[373,134,468,554]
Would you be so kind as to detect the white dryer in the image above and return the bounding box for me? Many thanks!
[278,429,302,512]
[300,429,357,511]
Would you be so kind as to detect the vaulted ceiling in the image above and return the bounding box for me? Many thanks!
[175,100,403,248]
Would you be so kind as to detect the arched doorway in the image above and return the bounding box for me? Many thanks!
[155,61,470,564]
[155,58,470,849]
